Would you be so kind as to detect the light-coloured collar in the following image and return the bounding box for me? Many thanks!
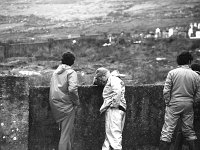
[178,65,190,69]
[55,64,71,74]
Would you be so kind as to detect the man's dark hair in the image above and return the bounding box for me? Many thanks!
[176,51,193,65]
[61,51,75,66]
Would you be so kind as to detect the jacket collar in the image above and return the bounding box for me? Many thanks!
[178,65,190,69]
[55,64,71,74]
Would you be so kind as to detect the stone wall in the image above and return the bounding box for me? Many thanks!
[1,76,200,150]
[28,85,200,150]
[0,35,109,61]
[0,76,29,150]
[0,37,99,60]
[28,86,59,150]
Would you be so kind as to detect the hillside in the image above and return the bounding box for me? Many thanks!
[0,0,200,42]
[1,37,200,86]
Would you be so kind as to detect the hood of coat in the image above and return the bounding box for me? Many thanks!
[111,70,126,78]
[55,64,72,75]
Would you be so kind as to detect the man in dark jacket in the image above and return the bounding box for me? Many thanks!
[159,51,200,150]
[49,52,80,150]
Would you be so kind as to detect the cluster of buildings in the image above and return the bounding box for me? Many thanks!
[147,23,200,40]
[188,22,200,39]
[104,23,200,45]
[67,22,200,47]
[145,23,200,40]
[143,25,199,40]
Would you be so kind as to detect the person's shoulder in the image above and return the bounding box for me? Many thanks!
[69,67,75,72]
[168,68,178,74]
[111,75,123,83]
[169,66,190,73]
[59,66,76,76]
[195,71,200,75]
[68,68,77,75]
[192,70,200,78]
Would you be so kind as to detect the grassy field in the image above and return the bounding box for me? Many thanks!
[1,37,200,87]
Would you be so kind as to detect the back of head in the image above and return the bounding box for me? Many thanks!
[61,51,75,66]
[93,67,110,86]
[95,67,110,77]
[111,70,126,78]
[176,51,193,65]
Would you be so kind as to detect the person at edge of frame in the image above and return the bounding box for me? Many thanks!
[159,51,200,150]
[49,51,80,150]
[191,63,200,75]
[93,68,126,150]
[173,63,200,150]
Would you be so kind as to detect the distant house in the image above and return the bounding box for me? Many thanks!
[196,31,200,38]
[188,28,193,38]
[168,28,174,37]
[198,23,200,29]
[155,28,161,38]
[188,22,200,39]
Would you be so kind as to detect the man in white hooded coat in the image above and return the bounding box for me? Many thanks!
[49,52,80,150]
[93,68,126,150]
